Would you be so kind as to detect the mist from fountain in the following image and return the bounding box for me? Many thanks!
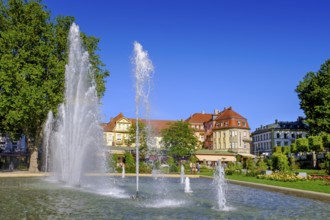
[44,23,106,187]
[213,161,227,210]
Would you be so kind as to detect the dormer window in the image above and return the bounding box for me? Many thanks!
[238,121,241,126]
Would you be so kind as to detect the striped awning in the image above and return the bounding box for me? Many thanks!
[196,155,236,162]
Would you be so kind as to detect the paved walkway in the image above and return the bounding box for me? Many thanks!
[1,171,329,203]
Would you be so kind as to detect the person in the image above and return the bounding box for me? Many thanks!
[197,162,200,173]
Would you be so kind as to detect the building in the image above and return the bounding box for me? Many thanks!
[251,117,309,156]
[102,113,175,154]
[185,112,213,147]
[211,107,251,154]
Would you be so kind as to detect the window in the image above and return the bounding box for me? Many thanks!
[276,133,280,138]
[284,133,287,139]
[243,122,246,127]
[243,131,246,137]
[237,121,241,126]
[276,141,281,146]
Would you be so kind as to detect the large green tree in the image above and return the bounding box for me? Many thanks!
[160,120,198,159]
[0,0,109,171]
[296,59,330,134]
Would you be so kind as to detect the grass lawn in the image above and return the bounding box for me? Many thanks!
[199,169,330,194]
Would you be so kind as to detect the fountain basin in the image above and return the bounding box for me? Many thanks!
[0,176,329,219]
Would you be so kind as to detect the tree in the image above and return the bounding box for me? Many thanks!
[296,59,330,134]
[128,120,148,159]
[0,0,109,172]
[308,136,324,152]
[161,120,198,160]
[296,138,309,152]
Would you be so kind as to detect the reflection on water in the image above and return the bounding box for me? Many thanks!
[0,177,329,219]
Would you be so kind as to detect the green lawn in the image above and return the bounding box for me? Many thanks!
[199,169,330,194]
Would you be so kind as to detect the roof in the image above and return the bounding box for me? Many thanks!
[215,107,246,121]
[130,118,176,135]
[103,113,176,135]
[186,113,213,123]
[213,107,250,130]
[103,112,125,132]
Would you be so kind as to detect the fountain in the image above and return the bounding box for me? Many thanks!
[180,164,185,184]
[213,160,227,210]
[184,177,193,193]
[4,22,328,219]
[132,41,154,197]
[44,23,106,187]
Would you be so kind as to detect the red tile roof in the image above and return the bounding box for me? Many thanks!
[103,113,176,135]
[213,107,250,130]
[186,113,213,123]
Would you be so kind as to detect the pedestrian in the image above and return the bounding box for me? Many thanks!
[197,162,200,173]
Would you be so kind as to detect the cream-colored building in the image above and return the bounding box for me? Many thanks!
[103,113,175,151]
[212,107,251,154]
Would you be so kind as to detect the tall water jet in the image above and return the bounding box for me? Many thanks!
[213,160,227,210]
[43,111,54,172]
[132,41,154,197]
[46,23,105,186]
[180,164,185,184]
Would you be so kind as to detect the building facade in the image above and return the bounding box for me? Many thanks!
[251,117,309,156]
[211,107,251,154]
[102,113,175,150]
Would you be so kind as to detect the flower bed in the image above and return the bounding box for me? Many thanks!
[257,172,307,182]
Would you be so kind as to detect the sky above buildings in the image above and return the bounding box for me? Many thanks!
[43,0,330,131]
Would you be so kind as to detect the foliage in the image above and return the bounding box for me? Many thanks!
[296,138,309,152]
[290,143,297,153]
[225,162,243,175]
[161,121,198,159]
[0,0,109,171]
[326,153,330,175]
[124,152,135,173]
[128,120,148,159]
[281,146,291,155]
[246,158,257,176]
[296,59,330,134]
[289,156,299,170]
[273,146,282,153]
[308,136,324,152]
[321,133,330,149]
[256,158,268,172]
[271,153,290,172]
[167,156,178,173]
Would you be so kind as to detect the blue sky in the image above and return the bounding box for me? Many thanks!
[43,0,330,131]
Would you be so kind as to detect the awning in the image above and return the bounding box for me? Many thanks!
[196,155,236,162]
[237,153,256,158]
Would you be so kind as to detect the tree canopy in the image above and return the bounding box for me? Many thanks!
[296,59,330,134]
[0,0,109,171]
[160,120,198,159]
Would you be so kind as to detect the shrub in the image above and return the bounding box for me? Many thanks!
[271,153,290,172]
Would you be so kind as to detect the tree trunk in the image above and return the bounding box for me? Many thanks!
[27,135,39,173]
[29,149,39,172]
